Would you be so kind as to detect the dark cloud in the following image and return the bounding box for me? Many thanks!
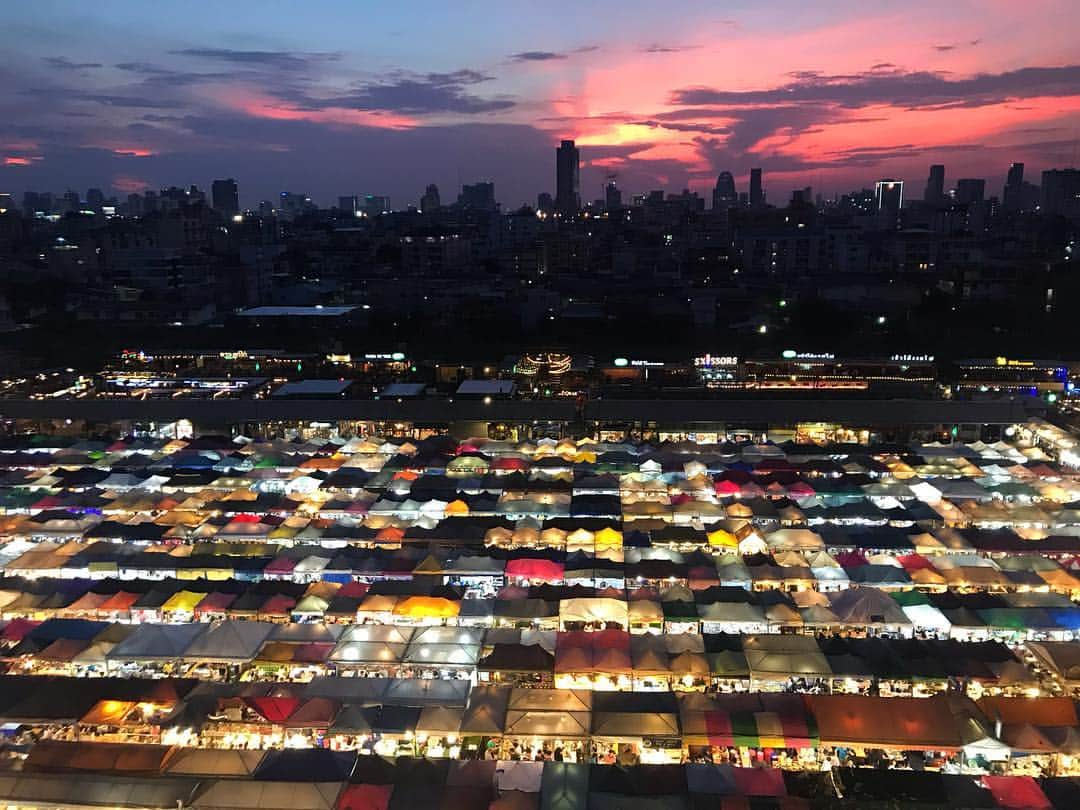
[671,64,1080,110]
[169,48,341,71]
[290,70,515,115]
[631,119,731,136]
[642,43,701,54]
[19,86,182,109]
[934,38,983,52]
[510,51,567,62]
[42,56,102,70]
[114,61,232,87]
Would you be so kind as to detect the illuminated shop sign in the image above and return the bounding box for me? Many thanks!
[781,350,835,360]
[694,354,738,368]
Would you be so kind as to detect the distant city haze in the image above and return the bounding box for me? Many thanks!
[2,1,1079,206]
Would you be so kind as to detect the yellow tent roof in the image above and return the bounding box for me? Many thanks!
[393,596,460,619]
[708,529,738,548]
[161,590,206,612]
[595,527,623,549]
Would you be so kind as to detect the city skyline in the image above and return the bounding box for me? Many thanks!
[2,1,1080,206]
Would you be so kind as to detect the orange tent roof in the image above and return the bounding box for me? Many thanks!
[977,696,1078,727]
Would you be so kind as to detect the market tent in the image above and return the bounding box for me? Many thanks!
[807,694,966,750]
[182,620,275,663]
[478,644,554,674]
[165,748,265,777]
[976,696,1078,728]
[679,692,818,749]
[558,598,628,628]
[743,635,831,680]
[461,684,510,735]
[417,705,464,735]
[392,596,460,620]
[403,626,483,667]
[539,762,589,810]
[106,623,206,662]
[591,692,679,738]
[980,776,1052,810]
[828,588,911,627]
[0,773,199,810]
[254,749,356,782]
[329,625,413,666]
[504,688,591,739]
[1026,641,1080,684]
[336,783,393,810]
[191,780,344,810]
[24,740,178,775]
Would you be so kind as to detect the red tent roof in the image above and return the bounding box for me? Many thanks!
[337,783,392,810]
[732,766,787,797]
[244,696,302,723]
[98,592,140,612]
[505,558,564,581]
[193,593,237,614]
[981,776,1051,809]
[1,618,41,642]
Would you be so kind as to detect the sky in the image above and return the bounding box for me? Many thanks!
[2,0,1080,208]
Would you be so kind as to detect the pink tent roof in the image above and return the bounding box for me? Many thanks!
[835,550,869,568]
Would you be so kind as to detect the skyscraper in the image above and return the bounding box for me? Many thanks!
[749,168,764,207]
[420,184,441,213]
[1041,169,1080,220]
[555,140,580,216]
[955,178,985,205]
[604,181,622,212]
[712,172,737,210]
[211,178,239,217]
[1003,162,1024,212]
[875,179,904,215]
[458,182,496,210]
[924,164,945,203]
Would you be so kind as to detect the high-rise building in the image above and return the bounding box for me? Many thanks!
[712,172,737,210]
[1003,163,1024,212]
[1041,169,1080,220]
[458,182,496,211]
[555,140,580,216]
[604,181,622,212]
[211,178,239,217]
[363,195,390,217]
[420,184,441,213]
[537,192,554,216]
[955,178,985,205]
[278,191,313,221]
[86,188,105,212]
[924,165,945,203]
[875,179,904,215]
[338,196,359,215]
[749,168,764,207]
